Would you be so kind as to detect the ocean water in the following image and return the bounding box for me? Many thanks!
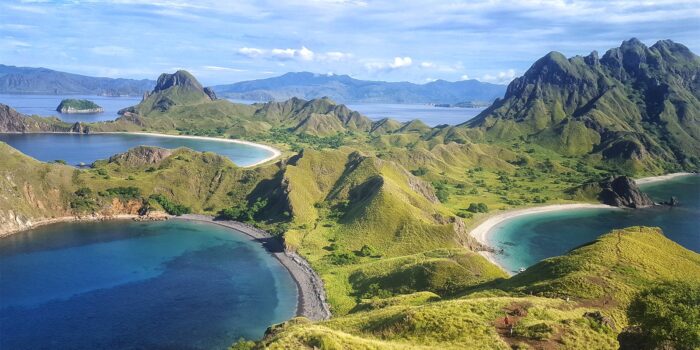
[488,175,700,274]
[0,133,274,167]
[0,220,297,349]
[346,103,484,126]
[0,94,140,123]
[228,99,484,126]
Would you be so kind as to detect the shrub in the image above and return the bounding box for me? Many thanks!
[150,194,191,216]
[103,186,141,200]
[357,244,380,257]
[218,198,268,222]
[626,281,700,350]
[467,202,489,213]
[329,251,358,265]
[411,167,428,176]
[515,322,553,340]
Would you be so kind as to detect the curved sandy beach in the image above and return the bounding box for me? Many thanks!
[635,172,694,185]
[469,172,697,273]
[469,204,616,272]
[98,131,282,167]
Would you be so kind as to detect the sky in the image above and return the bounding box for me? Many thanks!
[1,0,698,86]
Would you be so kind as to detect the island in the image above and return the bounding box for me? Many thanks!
[56,99,104,114]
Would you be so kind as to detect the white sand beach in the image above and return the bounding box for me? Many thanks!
[635,172,694,185]
[97,131,282,167]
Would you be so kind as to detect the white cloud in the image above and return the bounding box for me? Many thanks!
[203,65,247,72]
[89,45,133,57]
[420,61,434,68]
[238,46,352,62]
[460,74,470,80]
[481,69,517,84]
[389,56,412,68]
[238,47,265,58]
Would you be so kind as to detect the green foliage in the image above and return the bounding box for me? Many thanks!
[218,198,268,222]
[328,250,358,265]
[411,167,428,176]
[70,187,96,213]
[150,194,191,216]
[57,98,101,111]
[467,202,489,213]
[53,159,67,165]
[626,281,700,350]
[102,186,141,200]
[432,181,449,203]
[357,244,380,257]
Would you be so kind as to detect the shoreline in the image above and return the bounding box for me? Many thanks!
[469,204,617,273]
[174,214,331,321]
[468,172,697,274]
[97,132,282,167]
[0,131,282,168]
[635,172,694,185]
[0,213,331,322]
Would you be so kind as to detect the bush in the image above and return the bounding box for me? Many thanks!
[329,251,358,265]
[410,167,428,176]
[626,281,700,350]
[103,186,141,200]
[467,202,489,213]
[150,194,191,216]
[70,187,96,213]
[515,322,553,340]
[218,198,268,222]
[357,244,380,257]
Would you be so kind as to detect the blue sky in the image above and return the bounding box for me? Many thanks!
[1,0,698,86]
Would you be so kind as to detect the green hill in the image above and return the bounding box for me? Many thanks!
[247,227,700,350]
[461,39,700,173]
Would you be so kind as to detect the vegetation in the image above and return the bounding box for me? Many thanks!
[625,281,700,350]
[150,194,191,216]
[56,98,102,112]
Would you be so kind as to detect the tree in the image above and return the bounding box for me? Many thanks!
[467,202,489,213]
[626,281,700,350]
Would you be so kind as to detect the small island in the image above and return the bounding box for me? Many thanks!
[56,99,104,114]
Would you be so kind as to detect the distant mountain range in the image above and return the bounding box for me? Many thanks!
[212,72,506,104]
[0,64,155,96]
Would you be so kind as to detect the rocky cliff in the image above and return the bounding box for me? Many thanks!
[598,176,655,208]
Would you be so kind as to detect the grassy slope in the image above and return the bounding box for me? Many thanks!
[253,227,700,349]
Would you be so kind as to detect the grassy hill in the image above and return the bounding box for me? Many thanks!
[244,227,700,349]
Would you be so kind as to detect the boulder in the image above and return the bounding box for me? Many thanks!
[598,176,654,208]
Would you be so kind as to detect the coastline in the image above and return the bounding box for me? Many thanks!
[635,172,694,185]
[172,214,331,321]
[1,213,331,321]
[0,130,282,168]
[468,204,616,273]
[96,132,282,168]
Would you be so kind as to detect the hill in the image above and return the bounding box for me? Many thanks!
[0,64,154,96]
[212,72,506,104]
[248,227,700,349]
[461,39,700,173]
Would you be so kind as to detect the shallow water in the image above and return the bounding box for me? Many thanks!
[0,220,297,349]
[0,94,140,123]
[0,133,274,167]
[488,175,700,274]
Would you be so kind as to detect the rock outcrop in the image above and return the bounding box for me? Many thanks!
[0,103,73,133]
[107,146,173,168]
[598,176,654,208]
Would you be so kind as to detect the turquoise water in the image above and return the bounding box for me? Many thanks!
[0,220,297,349]
[0,133,274,167]
[0,94,140,123]
[488,175,700,274]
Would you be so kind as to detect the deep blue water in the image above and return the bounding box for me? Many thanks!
[0,94,140,123]
[0,220,297,349]
[489,175,700,274]
[0,133,274,167]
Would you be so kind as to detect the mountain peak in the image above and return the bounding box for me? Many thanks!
[154,70,203,92]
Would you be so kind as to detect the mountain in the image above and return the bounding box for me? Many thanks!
[0,64,155,96]
[463,39,700,172]
[212,72,506,104]
[119,70,216,115]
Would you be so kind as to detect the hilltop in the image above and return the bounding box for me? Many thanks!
[0,64,154,96]
[213,72,506,104]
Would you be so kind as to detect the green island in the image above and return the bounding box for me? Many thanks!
[56,98,104,114]
[1,39,699,349]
